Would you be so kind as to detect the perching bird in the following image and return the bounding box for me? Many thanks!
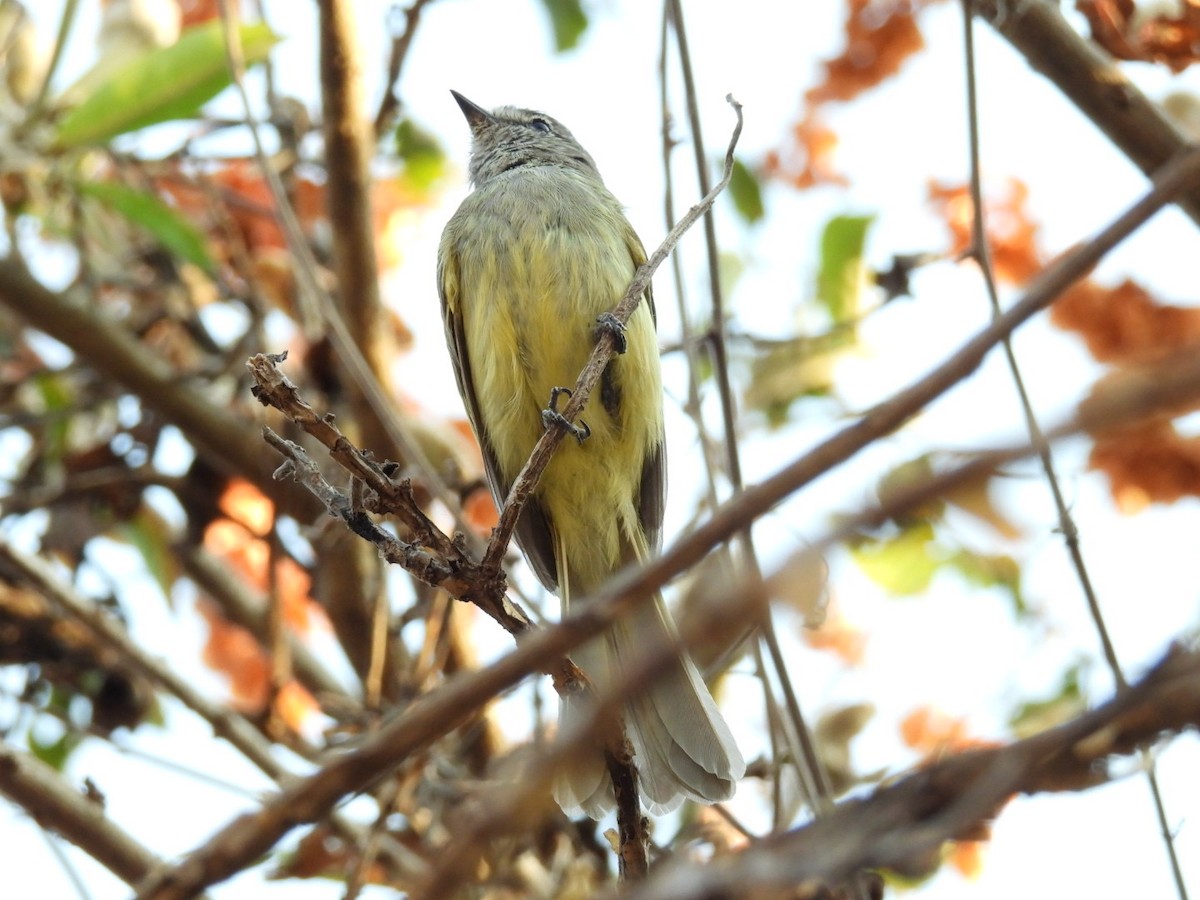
[437,91,744,816]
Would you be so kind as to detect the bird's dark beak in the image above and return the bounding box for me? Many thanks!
[450,90,493,131]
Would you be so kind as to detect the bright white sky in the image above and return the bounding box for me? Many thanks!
[3,1,1199,898]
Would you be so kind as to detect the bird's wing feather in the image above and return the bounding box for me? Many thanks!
[438,237,560,590]
[623,223,666,554]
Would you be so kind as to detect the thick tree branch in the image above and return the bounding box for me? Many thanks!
[974,0,1200,226]
[134,329,1200,899]
[625,643,1200,899]
[0,743,167,889]
[0,256,305,513]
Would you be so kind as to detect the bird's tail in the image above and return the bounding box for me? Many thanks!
[553,592,745,818]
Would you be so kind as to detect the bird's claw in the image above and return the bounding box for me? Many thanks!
[542,387,591,444]
[594,312,627,354]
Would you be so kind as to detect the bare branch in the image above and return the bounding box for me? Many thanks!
[624,643,1200,900]
[372,0,438,136]
[0,257,308,516]
[974,0,1200,227]
[0,743,166,889]
[132,333,1200,899]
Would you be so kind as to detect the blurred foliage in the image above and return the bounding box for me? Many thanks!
[55,20,277,147]
[539,0,589,52]
[729,157,765,223]
[744,213,872,424]
[79,180,214,272]
[393,117,448,191]
[847,455,1026,613]
[0,0,1195,895]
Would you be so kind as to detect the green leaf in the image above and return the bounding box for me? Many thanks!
[28,721,81,772]
[1009,665,1086,738]
[946,549,1026,615]
[849,520,939,596]
[728,158,764,223]
[79,181,214,272]
[876,454,944,524]
[394,117,447,191]
[55,21,279,148]
[745,337,836,426]
[816,214,873,324]
[117,505,179,602]
[31,372,74,462]
[717,250,745,302]
[539,0,588,52]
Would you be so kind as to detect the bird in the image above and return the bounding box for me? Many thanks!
[437,91,744,817]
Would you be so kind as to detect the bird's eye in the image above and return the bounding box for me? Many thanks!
[528,118,552,134]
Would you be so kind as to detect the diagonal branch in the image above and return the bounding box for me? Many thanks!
[0,256,309,515]
[0,742,169,889]
[624,643,1200,900]
[133,315,1200,900]
[973,0,1200,226]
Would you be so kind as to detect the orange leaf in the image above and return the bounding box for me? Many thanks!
[463,487,499,534]
[178,0,228,27]
[1089,419,1200,512]
[1051,278,1200,366]
[806,0,929,107]
[949,838,987,879]
[218,478,275,536]
[927,179,1042,283]
[199,601,269,711]
[802,606,866,665]
[1079,0,1200,72]
[274,680,319,732]
[900,706,1000,757]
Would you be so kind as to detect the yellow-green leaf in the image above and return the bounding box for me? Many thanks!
[849,520,939,596]
[55,21,279,148]
[876,454,945,524]
[947,549,1025,615]
[79,181,214,272]
[1009,665,1086,738]
[745,336,837,426]
[539,0,588,52]
[817,214,873,324]
[729,158,764,223]
[394,117,447,191]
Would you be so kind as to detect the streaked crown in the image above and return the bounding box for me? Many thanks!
[450,91,601,188]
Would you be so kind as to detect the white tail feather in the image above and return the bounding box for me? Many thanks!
[553,593,745,818]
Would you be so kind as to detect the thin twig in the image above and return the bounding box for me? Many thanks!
[29,0,80,117]
[41,829,94,900]
[961,7,1189,897]
[372,0,438,136]
[665,0,832,818]
[961,0,1121,685]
